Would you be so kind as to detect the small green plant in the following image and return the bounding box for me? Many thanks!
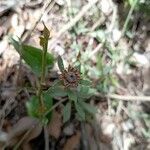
[10,23,97,125]
[47,56,97,123]
[96,52,118,93]
[10,23,54,124]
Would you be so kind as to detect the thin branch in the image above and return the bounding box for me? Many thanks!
[108,4,117,33]
[13,127,34,150]
[95,92,150,101]
[122,0,138,36]
[107,94,150,102]
[90,43,103,56]
[48,0,98,49]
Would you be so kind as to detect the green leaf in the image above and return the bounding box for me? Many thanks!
[26,96,40,118]
[43,93,53,123]
[128,0,138,8]
[77,84,90,98]
[75,102,85,120]
[10,38,54,75]
[9,37,22,53]
[79,101,97,115]
[26,93,53,124]
[67,89,77,102]
[46,82,67,97]
[63,102,71,123]
[80,79,91,86]
[57,55,64,72]
[78,84,96,99]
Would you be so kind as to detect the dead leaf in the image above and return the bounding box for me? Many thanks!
[25,121,42,143]
[63,131,81,150]
[48,110,62,139]
[6,117,41,146]
[22,143,32,150]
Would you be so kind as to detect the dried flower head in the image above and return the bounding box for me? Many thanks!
[59,65,80,88]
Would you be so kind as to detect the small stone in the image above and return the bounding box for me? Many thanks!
[55,0,65,6]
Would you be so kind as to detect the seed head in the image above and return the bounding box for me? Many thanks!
[59,65,80,88]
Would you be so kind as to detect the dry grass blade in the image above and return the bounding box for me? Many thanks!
[107,94,150,102]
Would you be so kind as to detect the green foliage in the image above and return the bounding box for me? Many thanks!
[75,102,85,120]
[10,23,97,126]
[77,84,96,99]
[90,30,106,43]
[46,81,67,97]
[26,96,40,118]
[10,24,55,126]
[56,56,97,122]
[67,89,77,102]
[128,0,138,8]
[127,0,150,16]
[96,52,118,93]
[10,38,54,75]
[79,101,97,115]
[26,93,53,124]
[80,79,91,86]
[63,102,71,123]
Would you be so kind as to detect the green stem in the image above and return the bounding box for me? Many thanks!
[38,41,48,107]
[41,42,48,83]
[122,0,138,36]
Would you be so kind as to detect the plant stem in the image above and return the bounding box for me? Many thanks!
[122,0,138,36]
[44,125,49,150]
[38,39,48,108]
[41,42,48,83]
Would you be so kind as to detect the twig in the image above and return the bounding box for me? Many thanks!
[44,125,49,150]
[13,127,34,150]
[90,43,103,56]
[95,92,150,101]
[108,4,117,33]
[122,0,138,36]
[107,94,150,102]
[48,0,98,49]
